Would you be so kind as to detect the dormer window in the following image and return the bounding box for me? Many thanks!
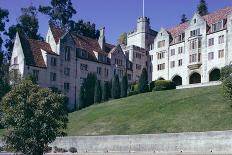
[194,19,197,24]
[190,28,200,37]
[212,21,223,32]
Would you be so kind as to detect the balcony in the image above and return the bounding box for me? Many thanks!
[188,52,202,70]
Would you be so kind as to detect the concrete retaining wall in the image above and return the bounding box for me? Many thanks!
[50,130,232,154]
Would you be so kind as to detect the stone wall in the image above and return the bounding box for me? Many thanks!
[50,130,232,154]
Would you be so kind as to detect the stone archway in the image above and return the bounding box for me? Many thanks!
[209,68,220,82]
[172,75,182,86]
[158,77,165,80]
[189,72,201,84]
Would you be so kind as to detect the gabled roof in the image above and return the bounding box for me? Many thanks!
[167,6,232,37]
[19,34,57,68]
[50,25,66,44]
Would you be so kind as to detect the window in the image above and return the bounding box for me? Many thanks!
[50,57,57,66]
[104,68,109,77]
[150,55,153,61]
[13,57,18,64]
[97,67,102,75]
[170,61,175,68]
[135,53,142,59]
[127,74,132,80]
[208,52,214,60]
[64,83,70,92]
[136,64,141,70]
[115,59,122,66]
[80,63,88,71]
[50,72,56,81]
[190,54,197,63]
[149,43,154,50]
[119,69,123,77]
[33,70,39,81]
[64,67,70,76]
[218,49,224,58]
[178,59,183,66]
[65,46,71,61]
[178,47,183,54]
[194,19,197,23]
[157,63,165,71]
[158,40,165,48]
[218,35,224,44]
[170,49,175,56]
[157,51,165,59]
[190,28,200,37]
[212,21,222,32]
[208,38,214,46]
[190,39,198,50]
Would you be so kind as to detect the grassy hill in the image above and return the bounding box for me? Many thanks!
[67,85,232,136]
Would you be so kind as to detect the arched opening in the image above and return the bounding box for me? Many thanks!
[158,77,165,80]
[189,72,201,84]
[209,68,220,82]
[172,75,182,86]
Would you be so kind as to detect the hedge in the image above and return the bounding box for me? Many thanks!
[153,80,176,91]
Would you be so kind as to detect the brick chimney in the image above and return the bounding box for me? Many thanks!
[98,27,105,50]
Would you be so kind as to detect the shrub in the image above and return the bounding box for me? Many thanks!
[131,84,139,92]
[153,80,176,91]
[128,91,139,96]
[54,146,68,153]
[102,81,110,101]
[149,81,156,91]
[138,68,149,93]
[112,75,121,99]
[121,74,128,98]
[69,147,77,153]
[94,80,102,104]
[221,65,232,81]
[223,76,232,101]
[44,145,52,153]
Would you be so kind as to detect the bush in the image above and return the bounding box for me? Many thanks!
[153,80,176,91]
[223,76,232,101]
[221,65,232,81]
[149,81,156,91]
[128,91,139,96]
[131,84,139,92]
[69,147,77,153]
[138,68,149,93]
[54,146,68,153]
[44,145,52,153]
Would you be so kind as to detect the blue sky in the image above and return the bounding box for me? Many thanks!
[0,0,232,44]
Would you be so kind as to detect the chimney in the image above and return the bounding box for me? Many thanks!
[98,27,105,50]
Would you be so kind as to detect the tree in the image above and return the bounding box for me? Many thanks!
[118,32,127,45]
[102,81,110,101]
[39,0,77,28]
[197,0,208,16]
[94,80,102,103]
[4,5,42,60]
[112,75,121,99]
[221,65,232,81]
[0,80,68,155]
[180,14,188,24]
[138,68,149,93]
[0,8,9,55]
[121,74,128,98]
[79,83,86,110]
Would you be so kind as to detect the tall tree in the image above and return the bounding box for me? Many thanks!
[197,0,208,16]
[0,80,68,155]
[180,14,188,24]
[39,0,77,28]
[121,74,128,98]
[118,32,127,45]
[4,5,42,60]
[112,75,121,99]
[138,68,149,93]
[0,8,9,56]
[94,80,102,104]
[102,81,110,102]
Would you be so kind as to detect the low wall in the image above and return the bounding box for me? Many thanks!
[51,130,232,154]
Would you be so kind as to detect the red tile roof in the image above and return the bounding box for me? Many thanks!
[167,6,232,37]
[19,34,57,68]
[50,26,66,44]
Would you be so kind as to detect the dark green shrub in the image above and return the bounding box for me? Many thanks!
[69,147,77,153]
[112,75,121,99]
[44,145,52,153]
[121,74,128,98]
[138,68,149,93]
[149,81,156,91]
[94,80,102,104]
[221,65,232,81]
[131,84,139,92]
[54,146,68,153]
[153,80,176,91]
[128,91,139,96]
[223,76,232,101]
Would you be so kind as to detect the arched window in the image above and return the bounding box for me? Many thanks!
[189,72,201,84]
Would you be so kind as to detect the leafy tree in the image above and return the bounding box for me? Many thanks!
[221,65,232,81]
[180,14,188,24]
[112,75,121,99]
[0,80,68,155]
[4,5,42,60]
[39,0,77,28]
[70,20,100,39]
[102,81,110,101]
[138,68,149,93]
[118,32,127,45]
[0,64,10,101]
[94,80,102,103]
[197,0,208,16]
[121,74,128,97]
[0,8,9,54]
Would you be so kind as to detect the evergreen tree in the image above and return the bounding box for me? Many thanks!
[121,74,128,98]
[4,5,43,60]
[102,81,110,101]
[180,14,188,24]
[138,68,149,93]
[79,83,86,110]
[39,0,77,28]
[112,75,121,99]
[94,80,102,103]
[118,32,127,45]
[0,8,9,55]
[197,0,208,16]
[85,73,97,106]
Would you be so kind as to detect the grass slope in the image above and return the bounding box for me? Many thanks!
[67,85,232,136]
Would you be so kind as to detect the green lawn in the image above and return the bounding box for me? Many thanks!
[67,85,232,136]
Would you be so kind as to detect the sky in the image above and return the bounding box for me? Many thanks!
[0,0,232,44]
